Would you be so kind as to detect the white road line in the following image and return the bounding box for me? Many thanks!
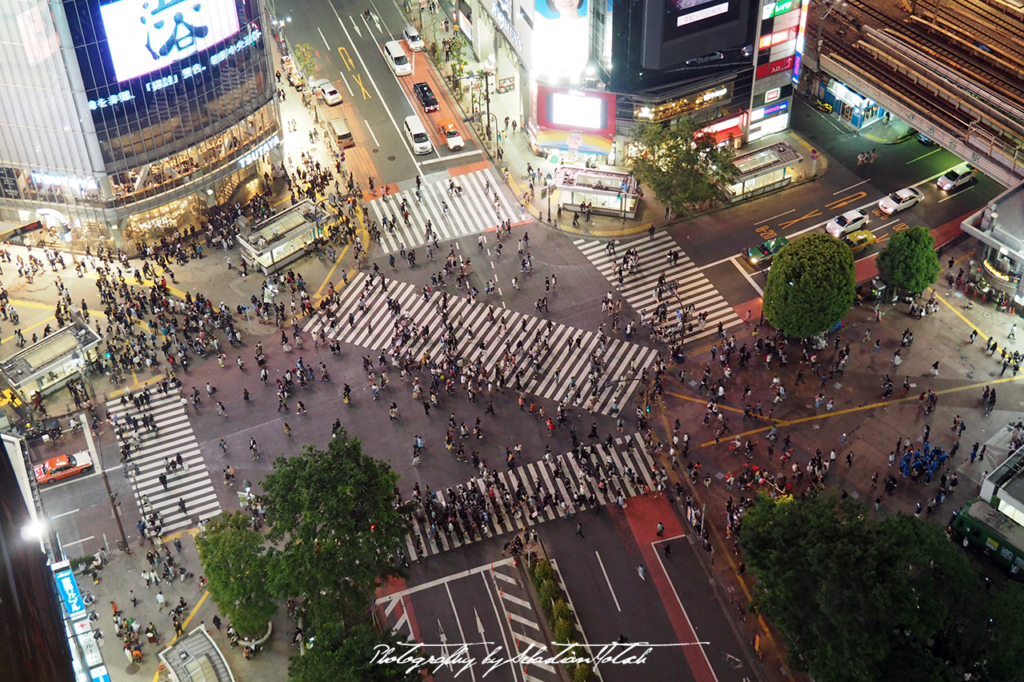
[379,559,516,600]
[61,535,95,547]
[730,256,764,296]
[50,508,80,520]
[754,209,794,225]
[832,179,870,195]
[365,120,380,147]
[938,188,972,203]
[594,551,621,612]
[652,543,718,682]
[421,150,485,165]
[446,582,477,682]
[338,71,350,96]
[317,27,331,50]
[907,148,944,164]
[483,571,523,682]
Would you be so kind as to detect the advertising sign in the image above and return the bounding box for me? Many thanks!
[533,0,589,79]
[664,0,740,41]
[53,565,87,620]
[536,85,616,136]
[755,54,794,79]
[100,0,241,82]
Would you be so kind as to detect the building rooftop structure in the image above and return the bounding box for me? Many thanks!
[159,626,235,682]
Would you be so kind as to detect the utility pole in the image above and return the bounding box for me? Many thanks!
[485,72,492,143]
[84,413,130,553]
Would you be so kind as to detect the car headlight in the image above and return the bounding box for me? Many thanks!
[750,257,758,264]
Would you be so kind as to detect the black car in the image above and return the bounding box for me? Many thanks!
[413,82,438,113]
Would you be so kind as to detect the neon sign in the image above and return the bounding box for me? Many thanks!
[238,135,280,169]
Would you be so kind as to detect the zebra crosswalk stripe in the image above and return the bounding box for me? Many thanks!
[303,272,660,415]
[370,169,520,254]
[574,233,742,343]
[406,435,662,557]
[108,392,221,533]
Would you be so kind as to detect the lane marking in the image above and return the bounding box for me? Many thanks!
[421,150,485,165]
[594,550,622,612]
[317,26,332,50]
[833,179,870,195]
[907,148,944,164]
[938,187,973,203]
[50,508,80,520]
[754,209,794,225]
[365,120,380,147]
[730,256,764,296]
[60,535,95,547]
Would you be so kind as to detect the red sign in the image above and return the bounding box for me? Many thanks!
[755,55,795,80]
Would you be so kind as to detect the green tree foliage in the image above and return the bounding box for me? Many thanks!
[762,233,855,338]
[195,512,278,637]
[262,432,412,630]
[288,623,425,682]
[292,43,317,80]
[876,225,941,294]
[740,494,1024,682]
[626,118,739,218]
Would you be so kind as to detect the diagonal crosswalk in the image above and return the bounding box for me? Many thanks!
[575,233,742,343]
[368,169,521,254]
[403,434,664,558]
[108,392,221,534]
[303,272,660,415]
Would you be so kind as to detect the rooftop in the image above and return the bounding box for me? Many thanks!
[732,141,802,179]
[243,200,323,246]
[0,320,101,386]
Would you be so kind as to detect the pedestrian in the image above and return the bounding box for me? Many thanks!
[575,523,584,539]
[156,591,166,608]
[870,148,877,163]
[129,590,137,608]
[178,498,187,515]
[1010,324,1016,340]
[212,615,221,630]
[656,522,664,537]
[158,473,168,490]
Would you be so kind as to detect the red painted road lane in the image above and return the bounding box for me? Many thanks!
[377,577,434,682]
[622,494,718,682]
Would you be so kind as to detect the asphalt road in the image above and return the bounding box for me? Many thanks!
[277,0,482,184]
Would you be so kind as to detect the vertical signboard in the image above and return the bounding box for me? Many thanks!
[53,563,87,620]
[792,0,810,84]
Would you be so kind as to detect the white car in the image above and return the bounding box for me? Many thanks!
[936,163,977,191]
[312,79,342,106]
[878,187,924,215]
[825,208,870,238]
[403,26,425,51]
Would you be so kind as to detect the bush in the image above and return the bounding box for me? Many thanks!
[539,579,559,613]
[553,618,576,644]
[533,558,554,583]
[552,599,571,623]
[574,662,593,682]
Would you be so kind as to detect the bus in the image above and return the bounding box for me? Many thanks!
[947,498,1024,579]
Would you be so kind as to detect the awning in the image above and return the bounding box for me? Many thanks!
[535,130,613,154]
[712,125,743,145]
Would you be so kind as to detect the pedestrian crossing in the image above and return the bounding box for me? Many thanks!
[368,169,521,254]
[303,272,660,415]
[575,233,742,344]
[107,392,221,534]
[403,434,664,558]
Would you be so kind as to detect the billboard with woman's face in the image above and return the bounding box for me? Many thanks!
[533,0,589,80]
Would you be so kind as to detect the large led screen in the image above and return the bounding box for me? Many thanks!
[100,0,241,82]
[533,0,589,79]
[663,0,739,40]
[551,93,603,129]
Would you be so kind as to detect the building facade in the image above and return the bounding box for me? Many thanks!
[0,0,282,251]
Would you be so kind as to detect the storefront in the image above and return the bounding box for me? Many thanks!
[814,79,885,130]
[552,166,639,218]
[726,140,803,201]
[237,200,328,274]
[959,185,1024,313]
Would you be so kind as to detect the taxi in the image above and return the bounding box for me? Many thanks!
[34,452,93,485]
[437,119,465,151]
[746,236,789,266]
[841,230,876,254]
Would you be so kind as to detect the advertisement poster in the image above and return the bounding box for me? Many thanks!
[100,0,241,82]
[533,0,589,79]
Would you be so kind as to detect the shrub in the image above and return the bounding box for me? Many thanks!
[552,599,571,623]
[574,662,593,682]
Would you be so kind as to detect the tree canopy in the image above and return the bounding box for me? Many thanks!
[626,118,738,218]
[762,233,855,338]
[195,512,278,637]
[876,225,941,294]
[740,493,1024,682]
[288,623,426,682]
[262,431,413,630]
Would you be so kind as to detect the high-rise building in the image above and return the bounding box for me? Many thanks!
[0,0,282,251]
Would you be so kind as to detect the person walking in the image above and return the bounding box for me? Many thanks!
[158,473,168,490]
[656,522,664,537]
[178,498,187,515]
[575,523,584,539]
[155,591,166,609]
[637,565,647,581]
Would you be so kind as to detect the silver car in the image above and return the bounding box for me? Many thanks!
[312,79,342,106]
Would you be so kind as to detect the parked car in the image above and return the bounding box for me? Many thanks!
[34,452,93,485]
[936,163,977,191]
[878,187,924,215]
[746,236,790,265]
[312,79,342,106]
[825,208,870,238]
[841,230,877,254]
[413,82,438,112]
[437,119,464,150]
[403,26,425,51]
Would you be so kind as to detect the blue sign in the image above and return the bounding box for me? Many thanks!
[763,100,789,117]
[90,666,111,682]
[54,568,86,620]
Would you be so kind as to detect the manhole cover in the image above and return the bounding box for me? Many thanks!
[388,155,396,161]
[372,148,380,153]
[984,312,993,318]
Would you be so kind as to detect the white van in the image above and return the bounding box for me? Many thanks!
[384,41,412,76]
[404,115,432,155]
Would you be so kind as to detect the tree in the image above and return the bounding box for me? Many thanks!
[739,493,1024,682]
[762,233,855,338]
[292,43,317,81]
[195,512,278,637]
[625,118,738,218]
[288,623,426,682]
[262,431,413,630]
[876,225,941,294]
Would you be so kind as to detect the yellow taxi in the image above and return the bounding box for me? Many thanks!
[437,119,465,151]
[841,230,876,254]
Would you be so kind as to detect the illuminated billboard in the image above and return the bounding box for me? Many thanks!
[792,0,810,84]
[100,0,241,82]
[663,0,740,41]
[533,0,589,79]
[536,85,616,136]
